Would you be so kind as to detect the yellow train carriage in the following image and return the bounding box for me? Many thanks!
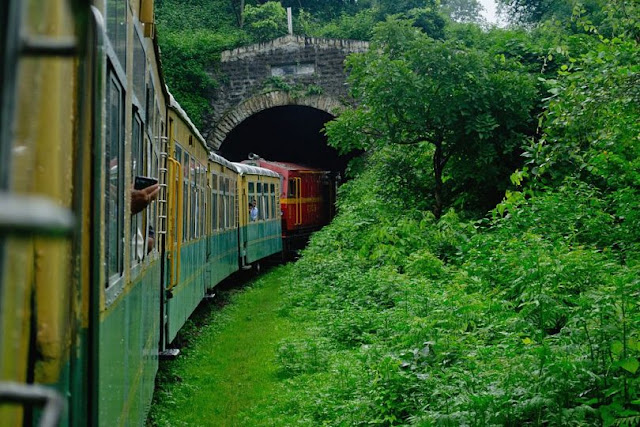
[234,163,283,268]
[163,93,214,345]
[0,0,91,425]
[93,0,166,425]
[207,152,241,287]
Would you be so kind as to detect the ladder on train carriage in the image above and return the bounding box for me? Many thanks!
[157,136,169,237]
[0,0,77,424]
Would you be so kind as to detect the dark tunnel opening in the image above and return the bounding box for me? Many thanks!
[217,105,353,173]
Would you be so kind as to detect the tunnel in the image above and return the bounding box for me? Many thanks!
[217,105,352,173]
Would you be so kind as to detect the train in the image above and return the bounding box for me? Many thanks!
[0,1,335,426]
[243,156,337,253]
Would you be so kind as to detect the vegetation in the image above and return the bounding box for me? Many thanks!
[152,0,639,425]
[149,267,309,426]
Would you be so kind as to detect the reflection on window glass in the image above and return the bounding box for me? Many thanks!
[106,71,124,283]
[271,184,276,218]
[131,114,143,263]
[218,176,224,228]
[182,151,189,241]
[174,145,182,244]
[224,178,233,228]
[107,0,127,69]
[191,158,196,238]
[211,173,218,231]
[288,179,296,197]
[133,32,145,104]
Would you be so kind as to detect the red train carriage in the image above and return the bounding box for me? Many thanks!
[243,157,337,252]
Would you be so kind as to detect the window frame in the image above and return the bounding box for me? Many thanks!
[105,66,126,287]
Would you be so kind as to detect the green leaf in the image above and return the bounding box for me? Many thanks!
[619,358,640,374]
[612,341,624,356]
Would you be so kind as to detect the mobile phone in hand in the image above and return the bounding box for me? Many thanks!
[134,176,158,190]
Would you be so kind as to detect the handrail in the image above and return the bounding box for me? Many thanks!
[0,382,64,427]
[0,193,74,236]
[166,157,182,291]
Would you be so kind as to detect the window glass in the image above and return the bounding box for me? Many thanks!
[174,145,182,244]
[218,176,224,229]
[131,113,144,264]
[270,183,276,218]
[231,179,236,227]
[248,181,255,222]
[288,179,296,197]
[182,151,189,241]
[211,173,218,231]
[224,178,233,228]
[106,70,125,283]
[189,157,198,239]
[198,166,203,237]
[133,32,145,105]
[259,191,265,221]
[107,0,127,69]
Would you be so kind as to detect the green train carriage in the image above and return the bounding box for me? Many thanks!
[0,0,285,425]
[234,163,283,269]
[0,0,110,425]
[163,94,230,347]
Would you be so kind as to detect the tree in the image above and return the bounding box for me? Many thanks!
[243,1,288,42]
[325,17,538,217]
[230,0,245,27]
[440,0,485,23]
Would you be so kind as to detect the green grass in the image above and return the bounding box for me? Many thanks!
[148,264,306,426]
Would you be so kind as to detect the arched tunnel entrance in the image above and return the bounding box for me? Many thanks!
[218,104,353,254]
[217,105,351,173]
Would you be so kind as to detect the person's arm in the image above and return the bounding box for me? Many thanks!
[131,183,160,215]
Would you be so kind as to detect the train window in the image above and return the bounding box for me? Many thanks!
[271,184,276,219]
[288,179,296,197]
[190,158,195,238]
[105,70,125,284]
[145,79,155,135]
[248,181,255,222]
[232,179,237,227]
[131,113,144,264]
[174,145,182,244]
[197,165,203,237]
[182,151,189,242]
[107,0,127,69]
[218,176,225,229]
[224,178,233,228]
[211,173,218,231]
[133,31,145,106]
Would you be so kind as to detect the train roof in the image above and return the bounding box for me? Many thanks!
[232,162,281,179]
[166,87,207,148]
[209,152,238,172]
[243,159,327,173]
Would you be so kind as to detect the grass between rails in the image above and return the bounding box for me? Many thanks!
[147,264,307,426]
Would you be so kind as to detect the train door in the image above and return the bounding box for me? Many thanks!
[240,175,250,268]
[288,175,302,228]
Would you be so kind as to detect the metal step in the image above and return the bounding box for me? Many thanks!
[159,348,180,360]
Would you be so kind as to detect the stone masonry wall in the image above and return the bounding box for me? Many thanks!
[206,35,368,149]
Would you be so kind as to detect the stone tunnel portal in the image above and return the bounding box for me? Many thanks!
[218,105,351,173]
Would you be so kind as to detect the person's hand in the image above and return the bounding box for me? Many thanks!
[131,183,160,214]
